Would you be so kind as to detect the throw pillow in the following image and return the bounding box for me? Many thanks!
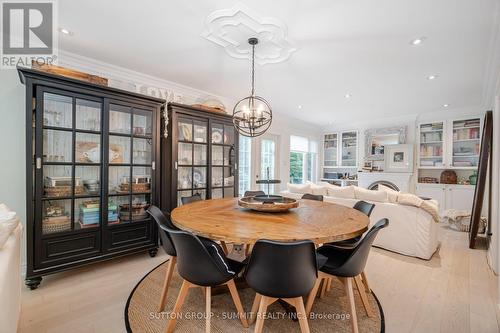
[306,182,328,196]
[326,185,356,199]
[287,183,311,194]
[378,184,399,203]
[354,186,388,202]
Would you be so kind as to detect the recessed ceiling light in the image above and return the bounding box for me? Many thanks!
[344,94,352,99]
[59,28,72,35]
[427,75,438,80]
[297,105,302,109]
[443,104,449,107]
[411,37,426,45]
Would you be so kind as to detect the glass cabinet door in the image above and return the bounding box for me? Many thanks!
[211,123,236,199]
[419,122,444,167]
[341,132,357,166]
[40,92,103,235]
[323,133,337,167]
[176,118,208,205]
[108,104,153,225]
[452,118,480,168]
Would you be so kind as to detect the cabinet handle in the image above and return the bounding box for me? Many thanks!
[174,161,178,170]
[235,163,238,170]
[36,157,42,169]
[152,161,155,170]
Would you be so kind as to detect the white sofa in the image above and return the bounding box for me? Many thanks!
[281,185,439,260]
[0,213,22,333]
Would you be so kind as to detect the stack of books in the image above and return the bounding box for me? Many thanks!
[78,200,119,228]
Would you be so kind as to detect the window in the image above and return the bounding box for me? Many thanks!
[238,135,252,196]
[289,135,318,184]
[260,138,277,193]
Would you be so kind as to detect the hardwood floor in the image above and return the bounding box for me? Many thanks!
[18,225,500,333]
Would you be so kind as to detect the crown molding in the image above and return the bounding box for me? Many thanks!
[56,49,235,107]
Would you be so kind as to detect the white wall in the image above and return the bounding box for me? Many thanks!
[0,70,26,234]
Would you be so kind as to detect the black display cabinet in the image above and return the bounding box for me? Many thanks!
[19,67,164,289]
[161,103,239,213]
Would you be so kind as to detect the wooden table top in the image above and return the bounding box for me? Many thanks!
[171,197,369,244]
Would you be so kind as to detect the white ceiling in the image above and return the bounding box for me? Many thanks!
[58,0,499,125]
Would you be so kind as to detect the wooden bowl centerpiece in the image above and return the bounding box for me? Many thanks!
[238,196,299,213]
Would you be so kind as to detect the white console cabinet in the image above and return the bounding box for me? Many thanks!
[416,183,475,214]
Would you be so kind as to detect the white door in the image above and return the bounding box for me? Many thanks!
[416,184,446,214]
[446,185,475,212]
[254,134,280,195]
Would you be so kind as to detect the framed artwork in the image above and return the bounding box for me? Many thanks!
[384,144,413,173]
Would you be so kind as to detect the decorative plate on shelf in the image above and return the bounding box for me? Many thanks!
[238,197,299,213]
[212,129,223,144]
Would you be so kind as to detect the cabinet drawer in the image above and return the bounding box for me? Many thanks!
[37,232,101,268]
[106,222,152,251]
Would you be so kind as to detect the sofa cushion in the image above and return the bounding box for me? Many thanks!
[354,186,388,202]
[287,183,311,194]
[306,182,328,196]
[326,185,356,199]
[378,184,399,203]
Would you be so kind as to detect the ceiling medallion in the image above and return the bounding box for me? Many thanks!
[201,3,297,65]
[232,38,272,138]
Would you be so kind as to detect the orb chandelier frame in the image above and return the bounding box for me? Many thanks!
[232,37,272,137]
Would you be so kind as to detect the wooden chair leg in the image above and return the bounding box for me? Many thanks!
[361,271,371,293]
[294,297,311,333]
[326,277,332,292]
[254,296,277,333]
[220,241,229,255]
[354,275,374,317]
[165,279,191,333]
[226,279,249,328]
[249,293,262,325]
[343,277,359,333]
[305,277,322,314]
[206,287,211,333]
[319,277,328,298]
[158,256,176,312]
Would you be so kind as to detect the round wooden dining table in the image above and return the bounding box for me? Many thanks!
[170,197,369,245]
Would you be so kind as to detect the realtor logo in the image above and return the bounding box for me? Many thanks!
[1,1,58,69]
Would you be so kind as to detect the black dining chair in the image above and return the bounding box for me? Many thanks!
[243,190,266,197]
[180,193,202,205]
[301,193,324,201]
[324,200,376,294]
[306,219,389,333]
[164,228,249,333]
[245,239,318,333]
[147,205,179,312]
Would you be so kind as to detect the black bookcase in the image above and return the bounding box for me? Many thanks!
[161,103,239,213]
[19,67,164,289]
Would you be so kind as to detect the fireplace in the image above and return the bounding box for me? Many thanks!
[357,172,413,192]
[367,180,399,191]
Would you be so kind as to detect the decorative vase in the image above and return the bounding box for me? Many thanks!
[469,171,478,185]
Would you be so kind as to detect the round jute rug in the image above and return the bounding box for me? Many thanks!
[125,260,384,333]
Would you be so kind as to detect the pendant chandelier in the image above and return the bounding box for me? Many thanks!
[232,38,272,137]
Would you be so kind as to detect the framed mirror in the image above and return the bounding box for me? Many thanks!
[364,126,407,161]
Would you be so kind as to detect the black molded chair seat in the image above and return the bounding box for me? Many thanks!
[245,239,318,332]
[301,193,324,201]
[316,246,354,277]
[181,193,202,205]
[307,219,389,333]
[243,190,265,197]
[165,227,249,332]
